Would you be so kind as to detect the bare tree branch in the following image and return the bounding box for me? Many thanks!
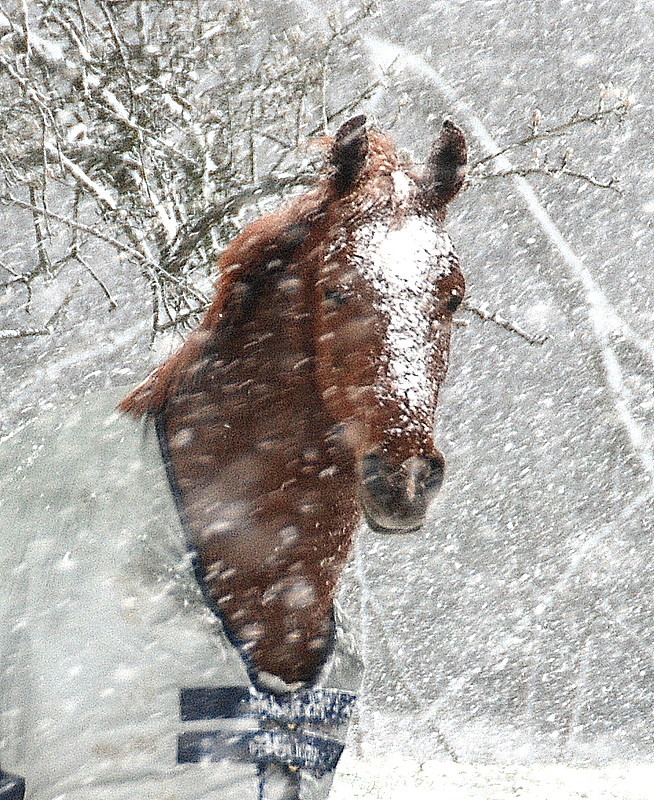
[460,300,549,346]
[0,282,77,339]
[477,165,621,193]
[471,102,630,169]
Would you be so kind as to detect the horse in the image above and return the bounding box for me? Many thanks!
[0,115,466,800]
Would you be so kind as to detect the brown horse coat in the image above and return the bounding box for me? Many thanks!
[121,116,466,690]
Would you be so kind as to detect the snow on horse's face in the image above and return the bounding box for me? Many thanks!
[314,117,467,533]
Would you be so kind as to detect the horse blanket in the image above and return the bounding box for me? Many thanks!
[0,389,362,800]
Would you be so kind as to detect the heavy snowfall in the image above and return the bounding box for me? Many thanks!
[1,1,653,797]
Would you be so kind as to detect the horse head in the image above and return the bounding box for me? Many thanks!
[314,116,467,533]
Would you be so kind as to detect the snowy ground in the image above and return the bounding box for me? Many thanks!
[332,755,654,800]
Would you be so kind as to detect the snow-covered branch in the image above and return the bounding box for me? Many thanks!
[460,300,549,346]
[0,0,377,335]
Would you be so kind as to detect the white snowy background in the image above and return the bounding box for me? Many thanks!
[2,1,654,797]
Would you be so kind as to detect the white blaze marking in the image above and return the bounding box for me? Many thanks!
[353,213,454,422]
[391,170,413,201]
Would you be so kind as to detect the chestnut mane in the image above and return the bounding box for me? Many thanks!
[122,127,395,418]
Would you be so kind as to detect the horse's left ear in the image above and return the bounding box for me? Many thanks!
[420,120,467,209]
[331,114,369,193]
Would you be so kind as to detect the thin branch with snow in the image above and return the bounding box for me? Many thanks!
[460,300,549,345]
[471,101,631,170]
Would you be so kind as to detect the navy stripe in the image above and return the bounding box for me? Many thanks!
[180,686,356,725]
[177,729,344,777]
[180,686,250,721]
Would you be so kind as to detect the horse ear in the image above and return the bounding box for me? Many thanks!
[421,120,467,208]
[331,114,368,193]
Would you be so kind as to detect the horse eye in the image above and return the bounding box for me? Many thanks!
[446,293,463,313]
[324,288,349,307]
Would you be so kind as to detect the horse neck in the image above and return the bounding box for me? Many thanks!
[161,261,360,685]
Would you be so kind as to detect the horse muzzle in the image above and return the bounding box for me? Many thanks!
[360,452,445,533]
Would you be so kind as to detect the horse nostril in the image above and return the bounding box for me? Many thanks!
[363,474,393,499]
[424,454,445,495]
[363,453,444,500]
[362,453,383,480]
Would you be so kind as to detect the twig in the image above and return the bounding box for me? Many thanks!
[154,303,209,332]
[29,185,51,275]
[0,282,77,339]
[461,300,549,346]
[44,141,118,210]
[1,192,144,262]
[0,51,54,119]
[478,165,622,194]
[471,103,630,169]
[0,326,51,340]
[19,0,31,59]
[74,253,118,310]
[0,193,205,300]
[83,94,202,196]
[306,78,384,139]
[98,0,135,114]
[0,261,24,282]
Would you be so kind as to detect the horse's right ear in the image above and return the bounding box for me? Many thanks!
[421,120,467,209]
[331,115,368,193]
